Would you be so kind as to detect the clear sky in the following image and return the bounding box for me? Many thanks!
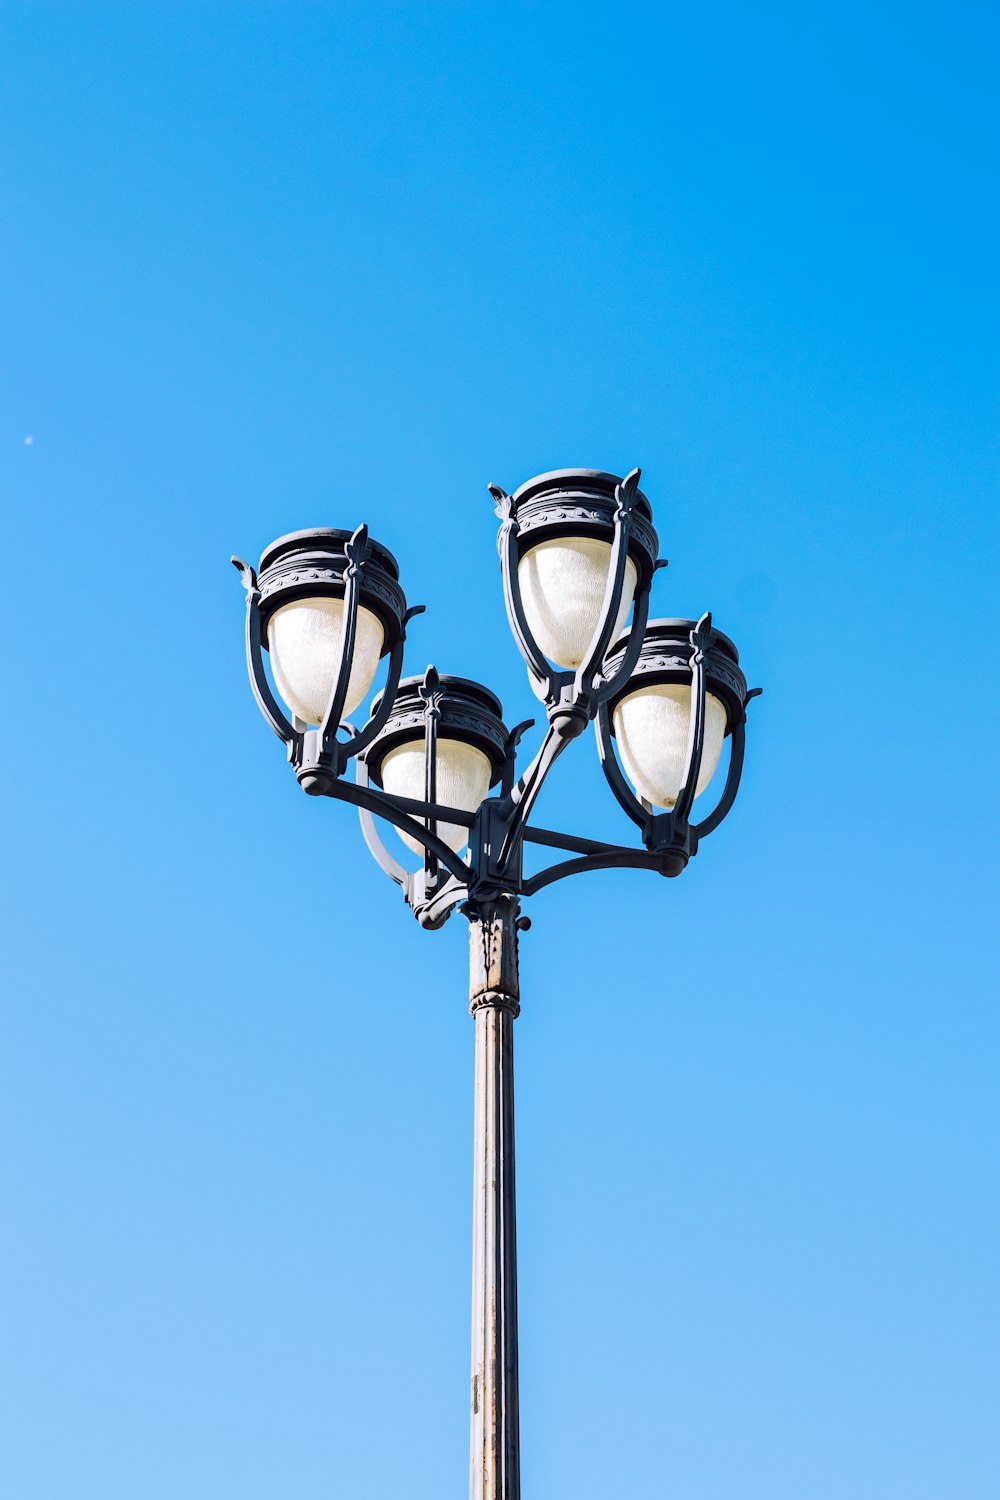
[1,4,997,1497]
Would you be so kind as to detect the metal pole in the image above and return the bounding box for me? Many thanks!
[468,897,521,1500]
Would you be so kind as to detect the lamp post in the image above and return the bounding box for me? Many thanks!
[232,467,759,1500]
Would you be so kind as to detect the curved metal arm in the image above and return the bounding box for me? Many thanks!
[419,666,443,885]
[319,523,368,742]
[231,557,298,749]
[594,701,651,835]
[691,718,743,843]
[337,769,473,885]
[504,722,560,815]
[490,484,555,700]
[672,612,712,827]
[691,688,760,843]
[356,758,410,888]
[495,722,572,870]
[523,846,667,897]
[500,719,535,798]
[592,572,652,709]
[341,605,426,763]
[573,467,640,697]
[355,761,471,926]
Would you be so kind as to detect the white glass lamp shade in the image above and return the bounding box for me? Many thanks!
[613,684,728,809]
[379,737,493,854]
[267,596,384,725]
[517,537,638,669]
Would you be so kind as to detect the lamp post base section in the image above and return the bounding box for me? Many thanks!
[468,896,521,1500]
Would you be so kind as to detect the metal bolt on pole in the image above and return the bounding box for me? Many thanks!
[468,898,521,1500]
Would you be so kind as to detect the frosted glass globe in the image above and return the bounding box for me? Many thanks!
[267,596,384,725]
[380,737,492,854]
[613,684,727,809]
[517,537,638,669]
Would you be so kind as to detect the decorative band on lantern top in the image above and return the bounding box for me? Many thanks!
[256,527,408,654]
[603,617,748,729]
[364,675,509,786]
[506,468,659,586]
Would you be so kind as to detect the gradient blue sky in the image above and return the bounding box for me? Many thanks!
[2,4,997,1497]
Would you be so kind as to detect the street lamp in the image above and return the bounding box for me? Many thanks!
[232,467,760,1500]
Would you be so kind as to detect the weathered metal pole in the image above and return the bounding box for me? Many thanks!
[468,896,521,1500]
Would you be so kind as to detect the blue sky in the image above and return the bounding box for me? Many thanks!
[1,3,997,1496]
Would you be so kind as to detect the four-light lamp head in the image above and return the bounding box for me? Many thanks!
[235,467,756,898]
